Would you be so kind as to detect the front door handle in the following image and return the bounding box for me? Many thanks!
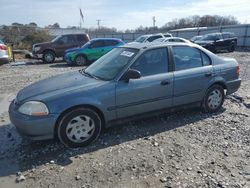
[161,80,170,86]
[205,72,212,77]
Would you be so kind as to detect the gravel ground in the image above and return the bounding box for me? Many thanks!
[0,51,249,188]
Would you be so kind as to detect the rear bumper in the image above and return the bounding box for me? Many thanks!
[0,57,9,64]
[226,78,241,95]
[9,100,59,140]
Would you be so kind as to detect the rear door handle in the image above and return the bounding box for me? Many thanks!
[205,72,212,77]
[161,80,170,86]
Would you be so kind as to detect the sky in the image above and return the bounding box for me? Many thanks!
[0,0,249,30]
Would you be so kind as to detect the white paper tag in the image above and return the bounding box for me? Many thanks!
[120,51,134,57]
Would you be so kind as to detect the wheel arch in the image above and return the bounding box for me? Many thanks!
[42,49,56,55]
[209,81,227,90]
[54,104,105,139]
[74,53,89,62]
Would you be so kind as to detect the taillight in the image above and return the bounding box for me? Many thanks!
[236,65,240,76]
[0,45,8,51]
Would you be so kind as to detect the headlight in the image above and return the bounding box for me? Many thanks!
[34,46,41,52]
[18,101,49,116]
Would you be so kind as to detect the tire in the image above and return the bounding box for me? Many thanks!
[202,84,225,113]
[210,45,216,53]
[43,50,55,63]
[228,43,235,52]
[57,108,102,148]
[75,55,87,66]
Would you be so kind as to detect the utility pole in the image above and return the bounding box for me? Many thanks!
[97,19,101,29]
[153,16,156,28]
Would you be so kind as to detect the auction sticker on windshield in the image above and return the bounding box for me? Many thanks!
[120,51,134,57]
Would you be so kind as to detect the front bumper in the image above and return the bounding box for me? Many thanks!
[64,54,74,64]
[32,53,43,59]
[226,78,241,95]
[9,100,59,140]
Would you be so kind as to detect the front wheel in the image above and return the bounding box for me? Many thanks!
[43,51,55,63]
[202,85,225,113]
[57,108,102,148]
[75,55,87,66]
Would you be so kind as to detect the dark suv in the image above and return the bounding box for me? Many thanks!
[32,34,90,63]
[194,32,237,53]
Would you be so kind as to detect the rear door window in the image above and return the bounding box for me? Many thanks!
[147,35,163,42]
[104,40,119,46]
[90,40,105,48]
[173,46,203,71]
[77,35,89,43]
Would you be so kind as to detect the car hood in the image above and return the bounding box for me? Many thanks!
[17,71,102,103]
[33,42,52,47]
[195,40,214,45]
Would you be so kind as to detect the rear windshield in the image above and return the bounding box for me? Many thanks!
[135,36,147,43]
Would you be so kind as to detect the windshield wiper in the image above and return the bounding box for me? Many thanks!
[79,69,100,80]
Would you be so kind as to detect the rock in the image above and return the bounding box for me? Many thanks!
[16,175,26,182]
[153,141,159,147]
[187,167,193,171]
[75,175,81,180]
[160,177,167,183]
[50,160,55,164]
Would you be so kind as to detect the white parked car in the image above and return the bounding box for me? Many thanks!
[0,40,9,64]
[153,37,192,44]
[134,33,173,43]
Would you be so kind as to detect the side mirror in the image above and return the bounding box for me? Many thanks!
[121,69,141,82]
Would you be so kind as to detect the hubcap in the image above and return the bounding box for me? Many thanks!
[76,56,85,65]
[45,53,53,62]
[66,115,95,143]
[208,89,222,109]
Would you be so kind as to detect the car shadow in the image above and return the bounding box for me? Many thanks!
[0,107,225,178]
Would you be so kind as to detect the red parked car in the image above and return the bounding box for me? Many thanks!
[0,40,9,64]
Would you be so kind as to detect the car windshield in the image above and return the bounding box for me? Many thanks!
[51,35,62,42]
[135,36,147,43]
[84,48,138,81]
[201,34,216,41]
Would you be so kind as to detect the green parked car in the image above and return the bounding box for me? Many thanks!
[64,38,125,66]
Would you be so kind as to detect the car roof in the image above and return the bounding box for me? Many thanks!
[91,38,121,41]
[123,42,197,50]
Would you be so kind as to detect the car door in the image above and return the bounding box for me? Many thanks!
[54,35,77,57]
[115,47,174,118]
[172,46,213,106]
[104,40,118,54]
[88,40,106,60]
[214,34,225,50]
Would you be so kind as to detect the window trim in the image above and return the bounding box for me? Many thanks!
[200,50,212,66]
[129,47,170,77]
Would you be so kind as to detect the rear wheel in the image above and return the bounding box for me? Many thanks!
[202,85,225,113]
[57,108,102,148]
[228,43,236,52]
[75,55,87,66]
[43,51,55,63]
